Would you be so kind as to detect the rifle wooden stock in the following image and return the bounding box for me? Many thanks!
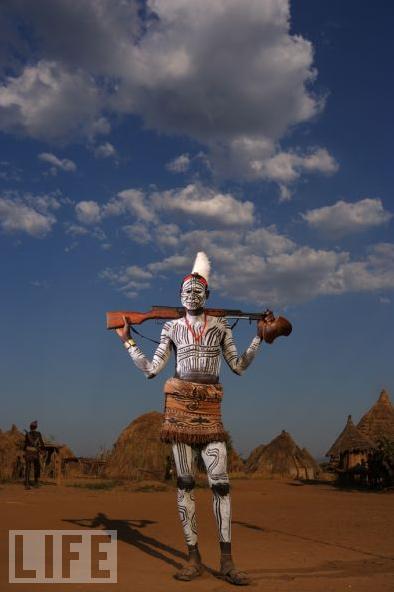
[106,306,271,329]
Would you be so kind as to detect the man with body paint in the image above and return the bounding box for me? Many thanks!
[116,252,268,585]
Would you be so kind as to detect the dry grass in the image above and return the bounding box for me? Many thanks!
[0,425,24,481]
[106,411,173,481]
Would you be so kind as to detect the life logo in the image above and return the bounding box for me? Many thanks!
[9,530,117,583]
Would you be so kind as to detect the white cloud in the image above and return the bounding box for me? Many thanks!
[113,1,320,140]
[104,189,157,223]
[94,142,117,159]
[64,221,107,246]
[99,183,254,228]
[152,184,255,226]
[38,152,76,172]
[147,254,191,275]
[75,200,102,225]
[0,60,102,141]
[302,198,392,238]
[124,265,153,281]
[302,148,338,174]
[155,223,180,247]
[207,141,338,194]
[0,195,57,237]
[278,184,293,202]
[24,192,62,213]
[248,147,338,185]
[245,226,296,255]
[1,1,332,184]
[3,0,141,76]
[166,154,191,173]
[326,243,394,294]
[123,222,151,245]
[88,117,111,138]
[99,263,153,298]
[65,223,89,236]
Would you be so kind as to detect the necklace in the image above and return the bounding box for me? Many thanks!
[185,312,207,343]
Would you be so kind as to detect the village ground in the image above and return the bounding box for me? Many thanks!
[0,477,393,592]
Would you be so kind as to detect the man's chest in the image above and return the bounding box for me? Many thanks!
[170,319,224,350]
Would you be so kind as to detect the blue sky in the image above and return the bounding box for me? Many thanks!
[0,0,393,459]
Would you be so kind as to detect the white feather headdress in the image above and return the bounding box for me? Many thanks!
[191,251,210,284]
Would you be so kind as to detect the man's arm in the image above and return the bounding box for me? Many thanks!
[121,322,173,379]
[221,319,262,375]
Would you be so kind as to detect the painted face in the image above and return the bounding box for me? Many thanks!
[180,276,207,310]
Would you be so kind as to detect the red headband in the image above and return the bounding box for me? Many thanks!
[181,273,208,287]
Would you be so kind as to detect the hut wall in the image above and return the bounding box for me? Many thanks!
[344,451,368,470]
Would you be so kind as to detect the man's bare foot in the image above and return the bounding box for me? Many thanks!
[174,562,204,581]
[220,555,251,586]
[220,567,251,586]
[174,544,204,581]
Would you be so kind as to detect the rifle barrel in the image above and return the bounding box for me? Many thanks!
[151,305,267,318]
[226,314,263,320]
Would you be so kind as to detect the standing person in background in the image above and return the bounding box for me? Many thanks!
[24,420,45,490]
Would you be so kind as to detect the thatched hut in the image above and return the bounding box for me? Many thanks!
[245,443,266,473]
[246,430,319,479]
[41,439,76,480]
[0,425,24,481]
[357,389,394,445]
[106,411,173,481]
[325,415,375,470]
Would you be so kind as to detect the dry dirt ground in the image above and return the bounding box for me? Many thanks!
[0,478,393,592]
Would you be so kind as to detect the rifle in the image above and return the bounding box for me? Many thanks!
[106,306,292,342]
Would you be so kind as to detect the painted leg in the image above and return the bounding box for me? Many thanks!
[200,441,231,542]
[201,441,250,586]
[172,442,204,581]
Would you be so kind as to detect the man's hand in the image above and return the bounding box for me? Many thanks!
[115,315,132,343]
[257,311,274,341]
[257,311,292,343]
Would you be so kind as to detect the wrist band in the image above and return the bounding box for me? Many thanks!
[124,338,136,349]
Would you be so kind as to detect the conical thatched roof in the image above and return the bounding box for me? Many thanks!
[302,447,320,469]
[246,431,318,479]
[326,415,375,458]
[106,411,172,480]
[245,443,266,473]
[357,389,394,444]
